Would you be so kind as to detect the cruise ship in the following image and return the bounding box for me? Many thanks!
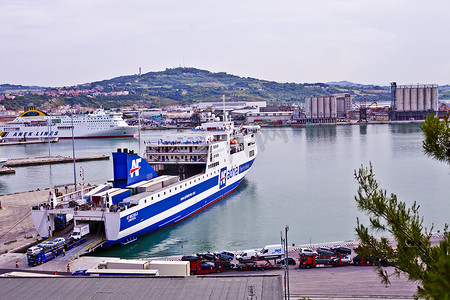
[30,118,259,249]
[0,109,137,139]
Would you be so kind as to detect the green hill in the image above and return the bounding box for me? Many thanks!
[1,67,391,110]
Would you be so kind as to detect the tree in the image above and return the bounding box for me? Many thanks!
[421,114,450,164]
[354,164,449,299]
[354,115,450,299]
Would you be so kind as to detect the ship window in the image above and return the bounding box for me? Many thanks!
[145,200,147,203]
[180,185,182,188]
[164,192,166,195]
[151,197,153,200]
[158,194,160,198]
[169,189,171,192]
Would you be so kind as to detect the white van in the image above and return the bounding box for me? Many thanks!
[259,244,283,259]
[236,250,258,262]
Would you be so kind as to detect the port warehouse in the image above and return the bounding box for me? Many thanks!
[0,275,282,300]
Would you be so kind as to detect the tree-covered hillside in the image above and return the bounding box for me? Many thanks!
[1,67,391,110]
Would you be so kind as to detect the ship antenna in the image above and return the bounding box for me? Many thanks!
[222,95,227,122]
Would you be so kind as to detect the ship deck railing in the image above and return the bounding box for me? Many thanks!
[147,158,207,164]
[144,140,210,146]
[145,148,208,154]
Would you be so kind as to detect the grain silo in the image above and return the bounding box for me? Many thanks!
[390,82,438,120]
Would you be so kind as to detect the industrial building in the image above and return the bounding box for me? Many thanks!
[390,82,438,120]
[245,111,292,124]
[296,94,352,124]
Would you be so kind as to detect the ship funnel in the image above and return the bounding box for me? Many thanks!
[112,151,158,188]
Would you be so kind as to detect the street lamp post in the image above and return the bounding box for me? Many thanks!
[71,112,77,191]
[281,225,290,300]
[285,225,290,300]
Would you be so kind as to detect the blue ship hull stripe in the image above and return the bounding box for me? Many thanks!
[106,158,255,246]
[105,176,244,247]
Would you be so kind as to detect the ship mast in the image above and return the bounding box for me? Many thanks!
[222,95,227,122]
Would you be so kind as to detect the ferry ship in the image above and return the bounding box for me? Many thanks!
[0,109,137,139]
[30,118,259,249]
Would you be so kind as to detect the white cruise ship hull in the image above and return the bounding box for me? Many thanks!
[0,109,138,139]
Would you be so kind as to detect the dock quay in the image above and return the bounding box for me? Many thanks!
[0,186,442,299]
[0,167,15,175]
[3,155,109,168]
[0,137,59,146]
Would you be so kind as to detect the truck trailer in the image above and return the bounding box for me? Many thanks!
[71,223,89,240]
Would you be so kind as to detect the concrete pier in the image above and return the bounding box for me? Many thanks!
[0,138,59,146]
[0,167,15,175]
[3,155,109,168]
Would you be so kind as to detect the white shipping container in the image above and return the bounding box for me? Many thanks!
[149,260,190,276]
[106,260,150,270]
[162,176,179,187]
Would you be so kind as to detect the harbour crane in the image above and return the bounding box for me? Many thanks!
[351,98,379,123]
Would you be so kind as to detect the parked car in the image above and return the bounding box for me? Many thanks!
[277,257,296,265]
[52,237,66,245]
[214,250,235,261]
[235,261,257,270]
[196,252,216,261]
[331,247,352,255]
[352,254,374,265]
[316,247,335,256]
[298,248,317,256]
[181,255,200,262]
[332,256,352,263]
[201,263,215,270]
[315,256,333,264]
[37,240,57,249]
[27,246,43,255]
[236,249,258,262]
[72,270,88,276]
[216,261,234,270]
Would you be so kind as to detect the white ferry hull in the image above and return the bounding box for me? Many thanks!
[108,158,254,247]
[31,119,259,250]
[0,109,138,139]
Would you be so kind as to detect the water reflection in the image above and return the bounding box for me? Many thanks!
[305,125,337,142]
[359,124,367,135]
[390,123,423,134]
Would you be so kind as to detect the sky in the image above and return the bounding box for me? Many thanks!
[1,0,450,87]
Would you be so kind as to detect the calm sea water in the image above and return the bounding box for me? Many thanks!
[0,124,448,258]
